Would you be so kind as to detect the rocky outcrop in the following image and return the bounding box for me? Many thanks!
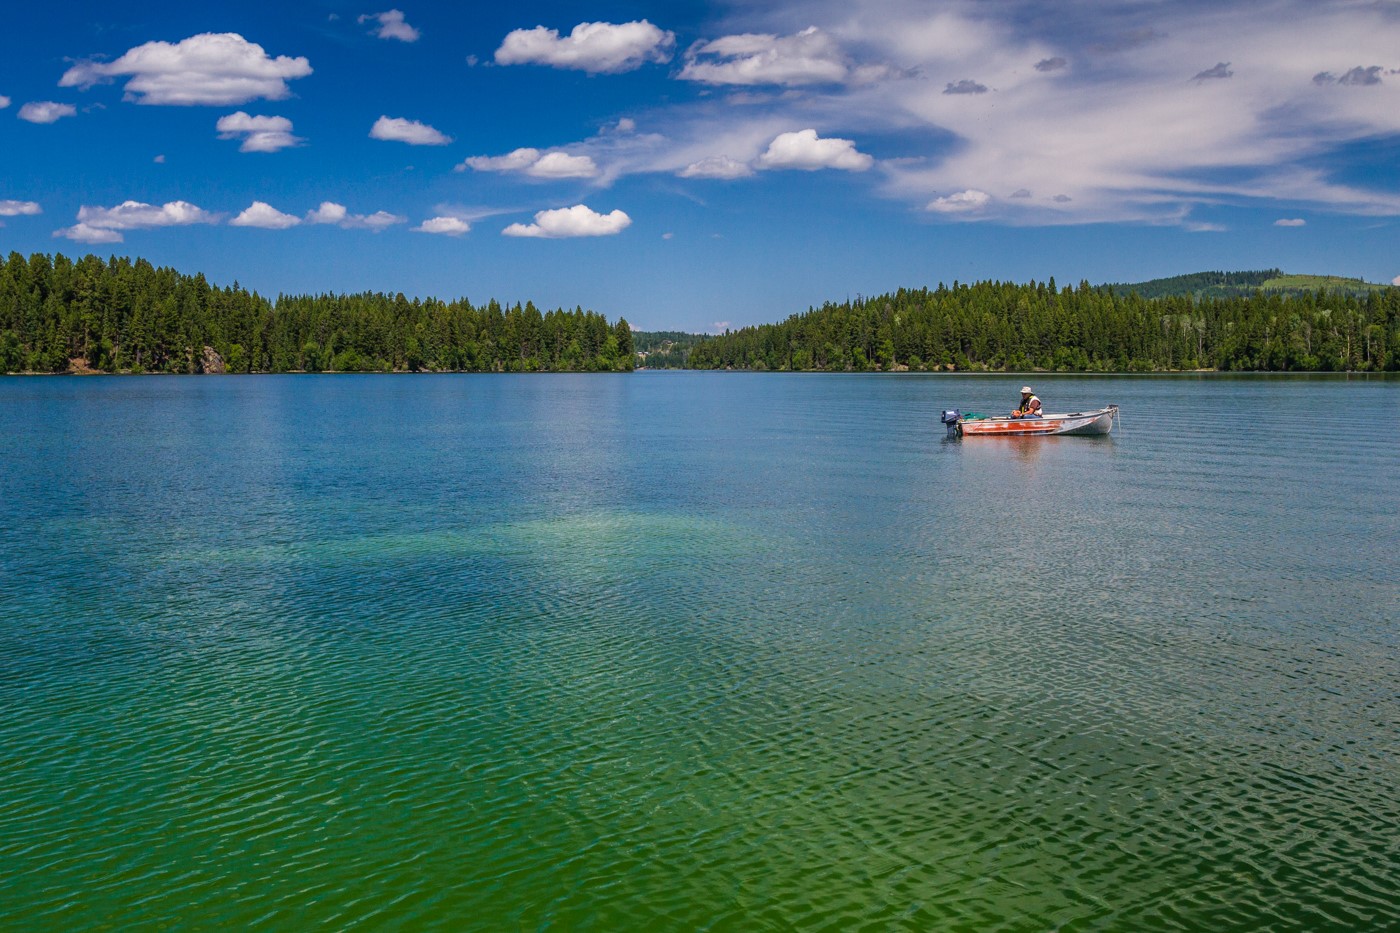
[200,346,225,374]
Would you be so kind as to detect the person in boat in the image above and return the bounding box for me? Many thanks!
[1012,386,1043,419]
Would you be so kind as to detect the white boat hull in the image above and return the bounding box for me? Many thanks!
[957,405,1118,437]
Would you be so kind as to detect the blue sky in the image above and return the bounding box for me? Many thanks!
[2,0,1398,332]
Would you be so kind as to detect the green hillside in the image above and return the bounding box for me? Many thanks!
[1103,269,1386,299]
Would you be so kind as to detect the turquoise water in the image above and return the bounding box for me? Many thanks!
[1,373,1397,931]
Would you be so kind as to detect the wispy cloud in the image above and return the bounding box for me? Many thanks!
[495,21,674,74]
[60,33,311,105]
[680,26,874,87]
[1274,218,1306,227]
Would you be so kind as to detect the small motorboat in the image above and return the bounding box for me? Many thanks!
[940,405,1118,437]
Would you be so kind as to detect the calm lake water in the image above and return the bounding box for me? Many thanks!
[1,372,1396,931]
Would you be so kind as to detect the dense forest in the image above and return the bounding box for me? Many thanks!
[0,252,634,374]
[686,278,1400,372]
[1100,269,1386,300]
[633,331,711,369]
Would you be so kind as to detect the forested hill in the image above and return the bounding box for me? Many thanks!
[686,278,1398,373]
[0,251,634,374]
[1103,269,1386,300]
[633,331,711,369]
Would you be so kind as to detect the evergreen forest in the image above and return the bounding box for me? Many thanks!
[0,252,634,374]
[686,278,1399,373]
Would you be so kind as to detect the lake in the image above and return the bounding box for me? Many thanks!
[1,372,1396,930]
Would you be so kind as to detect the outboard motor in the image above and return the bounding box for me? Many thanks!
[940,408,962,438]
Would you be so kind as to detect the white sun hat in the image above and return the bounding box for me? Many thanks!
[1021,385,1034,394]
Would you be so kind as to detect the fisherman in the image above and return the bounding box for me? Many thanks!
[1012,385,1042,418]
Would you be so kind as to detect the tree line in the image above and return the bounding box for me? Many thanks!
[0,252,634,374]
[685,278,1400,373]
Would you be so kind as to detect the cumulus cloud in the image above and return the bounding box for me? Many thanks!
[1035,57,1066,73]
[414,216,470,235]
[502,204,631,238]
[461,148,540,173]
[55,199,217,243]
[1192,63,1233,81]
[369,115,451,145]
[304,201,405,230]
[230,201,301,228]
[755,129,873,172]
[60,33,312,106]
[0,200,42,216]
[928,189,991,213]
[943,79,989,95]
[529,152,600,178]
[360,10,419,42]
[459,147,598,178]
[18,101,76,123]
[1009,188,1032,198]
[1392,275,1400,286]
[216,111,303,152]
[0,95,10,108]
[495,20,674,73]
[680,26,861,87]
[679,156,754,179]
[1274,218,1306,226]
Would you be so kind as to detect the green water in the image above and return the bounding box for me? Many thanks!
[1,373,1396,930]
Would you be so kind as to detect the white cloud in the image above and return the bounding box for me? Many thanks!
[60,33,311,106]
[527,152,599,178]
[755,129,873,171]
[54,199,217,243]
[369,115,451,145]
[56,224,123,244]
[460,147,598,178]
[0,95,10,109]
[679,155,754,179]
[1392,275,1400,286]
[18,101,76,123]
[230,201,301,228]
[1274,218,1306,227]
[502,204,631,238]
[414,216,470,235]
[461,147,541,173]
[153,154,165,163]
[305,201,405,231]
[823,0,1400,224]
[680,26,856,87]
[0,200,41,216]
[928,189,992,213]
[216,111,303,152]
[495,20,674,74]
[360,10,419,42]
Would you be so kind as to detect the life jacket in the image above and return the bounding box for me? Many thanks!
[1018,394,1041,416]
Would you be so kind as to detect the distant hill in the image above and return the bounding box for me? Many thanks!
[633,330,709,368]
[1102,269,1387,299]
